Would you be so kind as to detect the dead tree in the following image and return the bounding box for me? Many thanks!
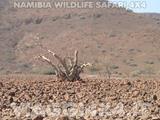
[37,50,91,81]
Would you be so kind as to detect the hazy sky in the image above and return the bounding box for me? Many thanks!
[109,0,160,13]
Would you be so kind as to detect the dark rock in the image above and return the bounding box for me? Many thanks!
[153,95,158,101]
[33,115,44,120]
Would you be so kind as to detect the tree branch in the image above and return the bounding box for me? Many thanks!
[37,55,58,75]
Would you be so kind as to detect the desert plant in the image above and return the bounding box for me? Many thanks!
[36,49,91,81]
[106,64,112,80]
[89,66,101,74]
[31,66,56,75]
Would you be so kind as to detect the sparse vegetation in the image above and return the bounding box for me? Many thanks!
[110,64,119,70]
[131,70,144,77]
[31,66,56,75]
[144,65,155,75]
[37,49,91,81]
[89,65,101,74]
[106,64,112,79]
[144,60,154,65]
[1,1,160,120]
[4,51,16,62]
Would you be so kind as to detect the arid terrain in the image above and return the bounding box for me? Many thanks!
[0,0,160,77]
[0,0,160,119]
[0,75,160,120]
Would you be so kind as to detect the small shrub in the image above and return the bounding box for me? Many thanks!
[31,66,56,75]
[4,52,15,62]
[89,66,100,74]
[93,13,102,19]
[106,65,112,79]
[34,17,43,24]
[144,60,154,65]
[110,64,119,70]
[131,70,144,77]
[63,14,71,19]
[52,16,60,21]
[144,66,155,75]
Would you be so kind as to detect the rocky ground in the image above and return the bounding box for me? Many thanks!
[0,75,160,120]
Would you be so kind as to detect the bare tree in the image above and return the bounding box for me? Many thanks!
[36,49,91,81]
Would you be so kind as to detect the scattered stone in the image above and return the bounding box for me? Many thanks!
[64,93,69,101]
[33,115,44,120]
[153,95,158,101]
[0,76,160,119]
[57,116,69,120]
[132,91,139,97]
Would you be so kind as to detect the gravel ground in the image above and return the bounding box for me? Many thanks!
[0,75,160,120]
